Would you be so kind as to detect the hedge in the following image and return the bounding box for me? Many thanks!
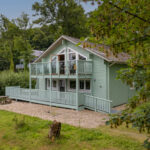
[0,71,30,95]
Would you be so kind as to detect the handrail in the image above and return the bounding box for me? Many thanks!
[31,60,92,65]
[84,94,112,102]
[30,60,93,75]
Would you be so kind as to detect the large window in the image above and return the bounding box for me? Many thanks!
[79,80,91,91]
[69,80,76,89]
[68,48,87,61]
[68,79,91,91]
[79,80,84,90]
[69,53,76,60]
[53,80,57,88]
[85,80,90,90]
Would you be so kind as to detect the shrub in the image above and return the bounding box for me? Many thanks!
[0,71,30,95]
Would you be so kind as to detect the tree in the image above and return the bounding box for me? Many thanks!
[15,13,33,71]
[0,15,19,71]
[32,0,89,38]
[86,0,150,145]
[29,25,54,50]
[0,13,34,72]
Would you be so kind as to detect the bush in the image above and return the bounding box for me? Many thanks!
[0,71,30,95]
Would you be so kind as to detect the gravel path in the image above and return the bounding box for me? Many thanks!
[0,101,108,128]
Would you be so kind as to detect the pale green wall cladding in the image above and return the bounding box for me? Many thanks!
[109,64,135,107]
[39,78,45,90]
[91,55,107,99]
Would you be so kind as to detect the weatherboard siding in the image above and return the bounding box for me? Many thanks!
[92,55,107,99]
[39,78,45,90]
[109,64,135,107]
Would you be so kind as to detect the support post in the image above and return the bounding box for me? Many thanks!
[42,62,44,76]
[49,62,52,110]
[65,47,68,75]
[36,63,37,76]
[76,60,79,111]
[29,63,31,102]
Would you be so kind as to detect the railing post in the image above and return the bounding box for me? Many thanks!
[108,102,111,114]
[42,63,44,76]
[49,62,52,109]
[95,98,97,112]
[29,63,31,102]
[36,63,37,76]
[76,60,79,111]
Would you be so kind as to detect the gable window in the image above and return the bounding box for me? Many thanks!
[69,53,76,60]
[59,49,65,54]
[69,80,76,89]
[79,54,86,60]
[68,48,87,61]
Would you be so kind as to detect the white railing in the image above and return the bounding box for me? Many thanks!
[6,87,112,113]
[51,91,76,106]
[84,95,112,113]
[5,87,77,109]
[78,60,92,74]
[30,60,92,76]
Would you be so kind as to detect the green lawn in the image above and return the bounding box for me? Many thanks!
[0,110,146,150]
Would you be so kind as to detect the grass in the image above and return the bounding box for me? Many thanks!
[0,110,146,150]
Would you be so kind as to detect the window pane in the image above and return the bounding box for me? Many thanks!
[70,80,76,89]
[52,56,56,61]
[86,80,90,90]
[80,80,84,90]
[69,49,74,53]
[69,53,76,60]
[47,79,50,87]
[60,50,65,54]
[79,55,86,60]
[53,80,57,88]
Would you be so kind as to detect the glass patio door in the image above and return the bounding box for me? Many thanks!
[58,54,65,74]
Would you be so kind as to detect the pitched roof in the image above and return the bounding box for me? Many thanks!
[34,35,130,63]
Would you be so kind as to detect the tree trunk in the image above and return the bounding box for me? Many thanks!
[48,120,61,140]
[10,51,14,72]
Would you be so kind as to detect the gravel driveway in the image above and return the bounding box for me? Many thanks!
[0,101,109,128]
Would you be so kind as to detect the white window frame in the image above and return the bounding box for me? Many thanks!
[57,48,66,55]
[52,79,58,91]
[67,79,91,93]
[67,47,87,61]
[50,47,87,62]
[67,79,76,91]
[79,79,91,93]
[45,78,50,90]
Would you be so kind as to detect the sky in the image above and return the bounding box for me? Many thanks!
[0,0,97,21]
